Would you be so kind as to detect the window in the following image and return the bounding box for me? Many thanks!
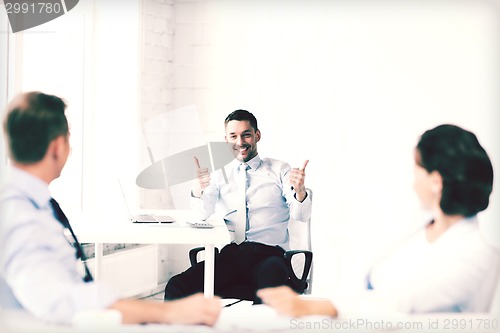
[1,1,141,218]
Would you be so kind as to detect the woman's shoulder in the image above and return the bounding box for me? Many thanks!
[448,217,500,261]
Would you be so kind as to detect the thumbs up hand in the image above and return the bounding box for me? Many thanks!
[192,156,211,198]
[290,160,309,202]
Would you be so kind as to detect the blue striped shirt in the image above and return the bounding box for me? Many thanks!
[0,167,118,325]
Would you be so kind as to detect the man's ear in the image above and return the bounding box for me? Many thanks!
[430,170,443,194]
[45,138,58,161]
[49,136,66,161]
[256,130,261,142]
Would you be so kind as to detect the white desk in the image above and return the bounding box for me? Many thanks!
[72,210,230,298]
[2,307,499,333]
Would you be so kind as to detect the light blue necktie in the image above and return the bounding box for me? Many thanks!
[234,163,249,244]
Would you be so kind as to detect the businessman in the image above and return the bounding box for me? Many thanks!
[0,91,221,326]
[164,109,312,303]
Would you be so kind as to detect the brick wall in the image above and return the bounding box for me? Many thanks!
[140,0,176,210]
[139,0,208,286]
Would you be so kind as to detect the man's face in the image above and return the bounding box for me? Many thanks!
[225,120,260,162]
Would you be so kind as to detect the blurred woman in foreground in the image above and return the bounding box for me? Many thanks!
[259,124,500,317]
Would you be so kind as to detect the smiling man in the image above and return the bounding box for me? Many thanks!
[164,110,312,303]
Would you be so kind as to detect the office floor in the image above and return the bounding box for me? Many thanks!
[137,284,166,303]
[141,291,164,303]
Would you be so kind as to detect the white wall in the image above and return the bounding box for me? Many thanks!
[169,0,500,294]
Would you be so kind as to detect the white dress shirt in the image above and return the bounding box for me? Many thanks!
[0,167,118,325]
[332,216,500,317]
[191,155,312,250]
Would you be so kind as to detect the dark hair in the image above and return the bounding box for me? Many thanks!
[4,91,68,163]
[416,124,493,217]
[224,109,258,132]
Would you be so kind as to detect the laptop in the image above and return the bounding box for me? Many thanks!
[118,180,175,223]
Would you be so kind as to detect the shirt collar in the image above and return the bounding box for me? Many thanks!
[8,166,52,209]
[231,154,262,171]
[246,154,262,170]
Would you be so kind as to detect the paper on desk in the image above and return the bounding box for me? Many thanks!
[216,304,293,331]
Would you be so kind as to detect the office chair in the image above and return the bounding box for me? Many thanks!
[188,189,313,301]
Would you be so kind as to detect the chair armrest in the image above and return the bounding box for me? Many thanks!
[284,250,313,293]
[189,247,220,266]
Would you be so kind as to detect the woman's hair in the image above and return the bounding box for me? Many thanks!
[4,91,68,163]
[224,109,258,132]
[416,124,493,217]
